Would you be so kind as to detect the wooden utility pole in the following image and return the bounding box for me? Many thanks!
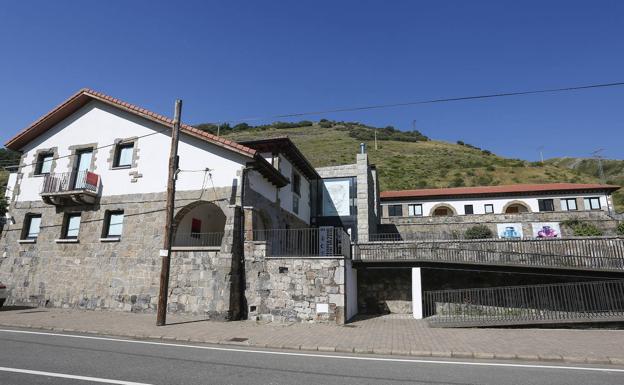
[157,99,182,326]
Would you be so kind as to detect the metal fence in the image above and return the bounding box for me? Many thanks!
[353,237,624,272]
[249,227,351,258]
[369,232,466,242]
[41,171,99,194]
[173,231,225,248]
[425,279,624,327]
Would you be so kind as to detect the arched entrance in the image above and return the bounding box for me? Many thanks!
[503,201,531,214]
[429,204,456,217]
[173,201,227,247]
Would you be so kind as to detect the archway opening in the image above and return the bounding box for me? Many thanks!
[431,205,454,217]
[173,201,226,247]
[504,202,530,214]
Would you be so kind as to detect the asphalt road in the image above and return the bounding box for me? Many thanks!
[0,328,623,385]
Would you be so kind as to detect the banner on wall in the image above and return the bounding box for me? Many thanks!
[496,223,523,239]
[532,222,561,238]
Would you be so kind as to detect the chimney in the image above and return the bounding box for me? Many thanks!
[360,142,367,154]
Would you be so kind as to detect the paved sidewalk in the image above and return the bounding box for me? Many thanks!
[1,307,623,365]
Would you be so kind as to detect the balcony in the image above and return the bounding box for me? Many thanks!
[40,171,101,205]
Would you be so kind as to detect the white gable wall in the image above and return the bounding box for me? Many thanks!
[14,101,250,202]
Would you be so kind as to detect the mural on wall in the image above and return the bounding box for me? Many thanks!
[532,222,561,238]
[497,223,523,239]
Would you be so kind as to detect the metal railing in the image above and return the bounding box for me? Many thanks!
[41,171,99,194]
[369,232,466,242]
[425,280,624,327]
[173,231,225,248]
[353,237,624,271]
[248,227,351,258]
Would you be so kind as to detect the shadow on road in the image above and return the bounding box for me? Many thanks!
[0,305,39,312]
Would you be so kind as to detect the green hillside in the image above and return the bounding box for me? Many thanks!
[194,120,622,211]
[546,157,624,213]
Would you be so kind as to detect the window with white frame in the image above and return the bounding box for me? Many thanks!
[561,198,577,211]
[22,214,42,240]
[484,204,494,214]
[584,197,601,210]
[62,213,81,239]
[408,204,422,216]
[103,210,124,238]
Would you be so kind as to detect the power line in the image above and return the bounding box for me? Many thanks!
[215,81,624,124]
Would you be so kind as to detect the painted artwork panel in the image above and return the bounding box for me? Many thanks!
[532,222,561,238]
[497,223,523,239]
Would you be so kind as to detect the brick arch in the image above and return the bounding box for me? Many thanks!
[503,200,531,214]
[429,203,457,216]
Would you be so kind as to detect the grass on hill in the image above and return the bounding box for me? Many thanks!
[201,121,617,208]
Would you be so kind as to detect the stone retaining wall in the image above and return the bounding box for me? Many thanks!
[244,241,346,323]
[379,210,620,238]
[357,268,411,314]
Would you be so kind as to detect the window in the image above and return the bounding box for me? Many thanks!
[35,153,53,175]
[292,172,301,196]
[538,199,555,212]
[293,195,299,214]
[464,204,474,215]
[62,213,81,239]
[388,204,403,217]
[113,142,134,168]
[22,214,42,240]
[103,210,124,238]
[584,197,601,210]
[191,218,202,239]
[408,204,422,216]
[561,198,578,211]
[484,204,494,214]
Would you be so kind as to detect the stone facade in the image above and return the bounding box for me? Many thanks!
[379,210,621,239]
[0,188,243,319]
[244,241,346,323]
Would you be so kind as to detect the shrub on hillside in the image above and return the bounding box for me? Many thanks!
[464,225,494,239]
[562,219,604,237]
[617,222,624,236]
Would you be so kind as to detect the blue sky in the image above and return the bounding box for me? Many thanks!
[1,1,622,160]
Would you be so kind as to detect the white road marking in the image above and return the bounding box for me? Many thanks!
[1,328,623,374]
[0,366,152,384]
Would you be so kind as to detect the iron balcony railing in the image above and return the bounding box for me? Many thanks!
[425,279,624,327]
[353,237,624,272]
[248,227,351,258]
[41,171,100,194]
[173,231,225,248]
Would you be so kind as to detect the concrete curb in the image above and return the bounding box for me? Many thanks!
[1,322,622,366]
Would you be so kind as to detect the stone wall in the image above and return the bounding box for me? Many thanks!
[244,241,346,323]
[0,189,242,319]
[379,210,621,238]
[357,267,411,314]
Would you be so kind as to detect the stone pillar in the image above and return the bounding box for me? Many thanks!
[356,153,371,242]
[412,267,423,319]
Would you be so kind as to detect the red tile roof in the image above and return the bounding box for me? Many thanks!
[380,183,620,200]
[5,88,258,158]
